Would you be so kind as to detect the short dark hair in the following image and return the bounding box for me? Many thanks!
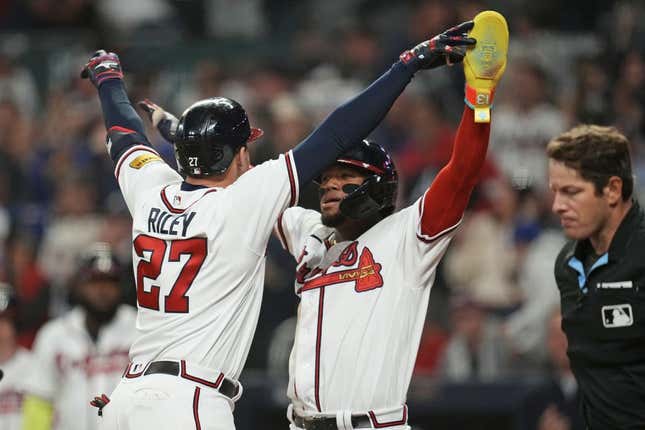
[546,125,633,201]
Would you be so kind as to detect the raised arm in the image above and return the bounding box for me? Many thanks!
[419,107,490,238]
[81,50,153,163]
[81,51,182,214]
[292,21,476,185]
[112,21,476,188]
[418,11,508,239]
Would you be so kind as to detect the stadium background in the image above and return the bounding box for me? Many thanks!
[0,0,643,429]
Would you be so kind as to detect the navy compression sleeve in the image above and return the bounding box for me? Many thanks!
[292,61,415,184]
[98,80,151,162]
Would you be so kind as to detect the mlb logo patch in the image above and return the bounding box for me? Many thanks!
[602,304,633,328]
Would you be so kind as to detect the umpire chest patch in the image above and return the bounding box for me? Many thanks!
[602,304,633,328]
[130,153,162,169]
[597,280,633,289]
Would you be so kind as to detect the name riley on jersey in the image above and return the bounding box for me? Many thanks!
[147,207,196,236]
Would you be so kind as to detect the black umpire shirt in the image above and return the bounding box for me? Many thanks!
[554,200,645,430]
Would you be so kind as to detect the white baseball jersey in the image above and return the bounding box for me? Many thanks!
[23,305,136,430]
[276,197,459,414]
[115,145,298,379]
[0,348,32,430]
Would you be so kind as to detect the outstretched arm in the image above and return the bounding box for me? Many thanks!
[292,21,475,185]
[81,51,153,163]
[418,11,508,239]
[81,50,182,215]
[419,107,490,238]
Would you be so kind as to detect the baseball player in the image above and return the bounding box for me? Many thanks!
[274,12,509,429]
[0,284,32,430]
[21,244,136,430]
[80,20,475,430]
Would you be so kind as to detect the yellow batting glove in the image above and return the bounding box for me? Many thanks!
[463,10,509,123]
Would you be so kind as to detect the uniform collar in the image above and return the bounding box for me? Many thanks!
[181,181,208,191]
[569,199,642,262]
[570,238,593,261]
[607,199,643,261]
[565,199,642,263]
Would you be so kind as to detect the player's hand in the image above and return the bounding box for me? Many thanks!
[138,99,179,142]
[80,50,123,88]
[399,21,476,70]
[89,393,111,417]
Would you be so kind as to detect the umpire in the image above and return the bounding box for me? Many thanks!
[547,124,645,429]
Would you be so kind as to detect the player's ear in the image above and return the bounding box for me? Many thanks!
[237,146,251,172]
[604,176,623,206]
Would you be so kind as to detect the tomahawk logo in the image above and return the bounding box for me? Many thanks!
[299,243,384,293]
[602,304,633,328]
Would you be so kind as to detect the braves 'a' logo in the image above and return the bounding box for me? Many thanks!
[298,242,383,293]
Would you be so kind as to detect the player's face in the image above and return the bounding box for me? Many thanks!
[319,164,368,227]
[548,159,611,241]
[79,279,121,319]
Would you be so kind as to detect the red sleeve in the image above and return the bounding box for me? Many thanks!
[419,107,491,238]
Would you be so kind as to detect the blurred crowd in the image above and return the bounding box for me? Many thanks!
[0,0,644,429]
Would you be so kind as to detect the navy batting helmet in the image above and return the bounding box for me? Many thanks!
[174,97,263,177]
[335,140,398,219]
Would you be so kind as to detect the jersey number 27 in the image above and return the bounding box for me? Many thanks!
[133,234,207,313]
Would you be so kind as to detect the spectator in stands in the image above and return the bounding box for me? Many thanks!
[0,283,32,430]
[504,224,564,364]
[525,309,584,430]
[490,60,565,190]
[394,95,456,202]
[563,57,612,126]
[6,234,49,349]
[444,177,523,310]
[22,244,136,430]
[437,293,513,382]
[38,175,103,316]
[0,52,38,118]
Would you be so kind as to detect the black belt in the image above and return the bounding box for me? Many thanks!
[143,361,239,399]
[293,411,372,430]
